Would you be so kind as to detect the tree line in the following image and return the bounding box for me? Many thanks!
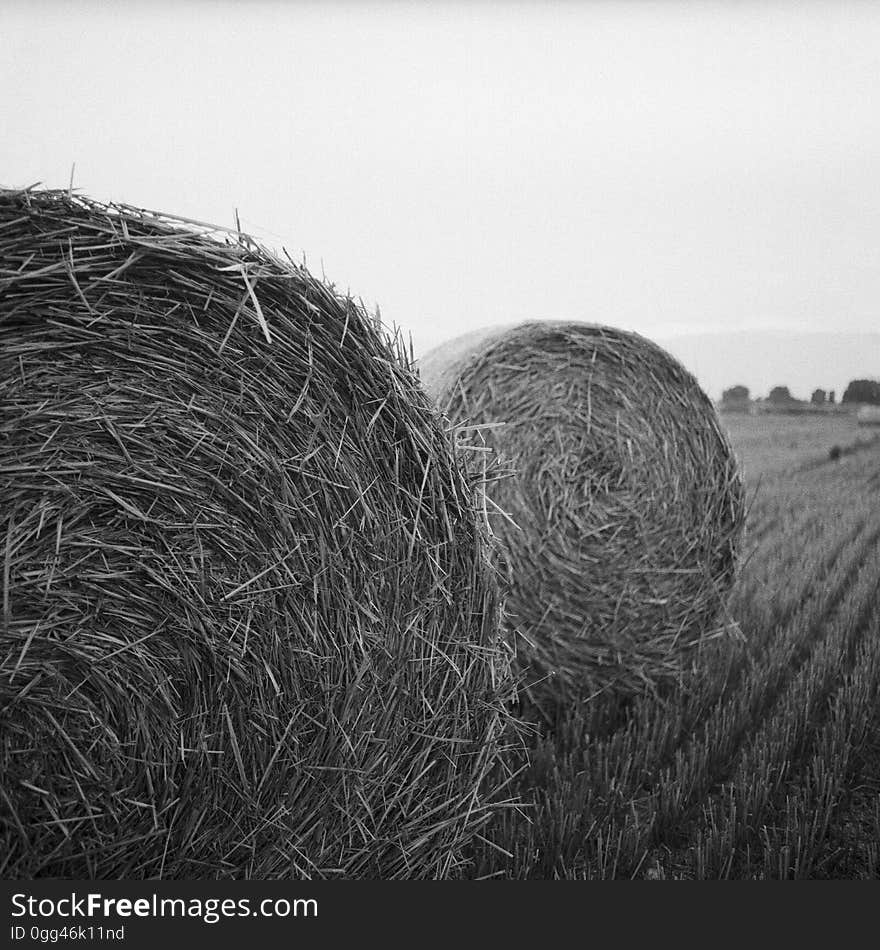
[722,379,880,405]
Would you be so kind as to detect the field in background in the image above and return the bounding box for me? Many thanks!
[723,411,866,478]
[472,413,880,879]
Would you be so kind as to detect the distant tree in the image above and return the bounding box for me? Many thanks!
[829,390,836,404]
[842,379,880,405]
[768,385,795,403]
[810,388,827,405]
[722,384,750,402]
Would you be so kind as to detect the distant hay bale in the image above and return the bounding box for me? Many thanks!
[856,404,880,427]
[0,188,512,879]
[419,321,745,704]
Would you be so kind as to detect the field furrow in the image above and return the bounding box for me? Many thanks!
[675,556,880,877]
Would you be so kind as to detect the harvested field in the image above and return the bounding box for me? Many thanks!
[468,415,880,878]
[0,188,513,880]
[722,412,864,476]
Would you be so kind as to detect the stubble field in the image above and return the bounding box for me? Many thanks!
[472,412,880,879]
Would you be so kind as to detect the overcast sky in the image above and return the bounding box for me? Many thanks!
[3,1,880,362]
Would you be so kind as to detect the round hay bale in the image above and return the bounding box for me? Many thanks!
[419,320,745,703]
[0,188,512,879]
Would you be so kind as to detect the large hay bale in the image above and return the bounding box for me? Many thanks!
[419,321,744,703]
[0,188,512,879]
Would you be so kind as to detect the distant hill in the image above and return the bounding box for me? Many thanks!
[655,331,880,403]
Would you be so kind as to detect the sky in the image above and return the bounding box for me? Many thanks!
[3,0,879,395]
